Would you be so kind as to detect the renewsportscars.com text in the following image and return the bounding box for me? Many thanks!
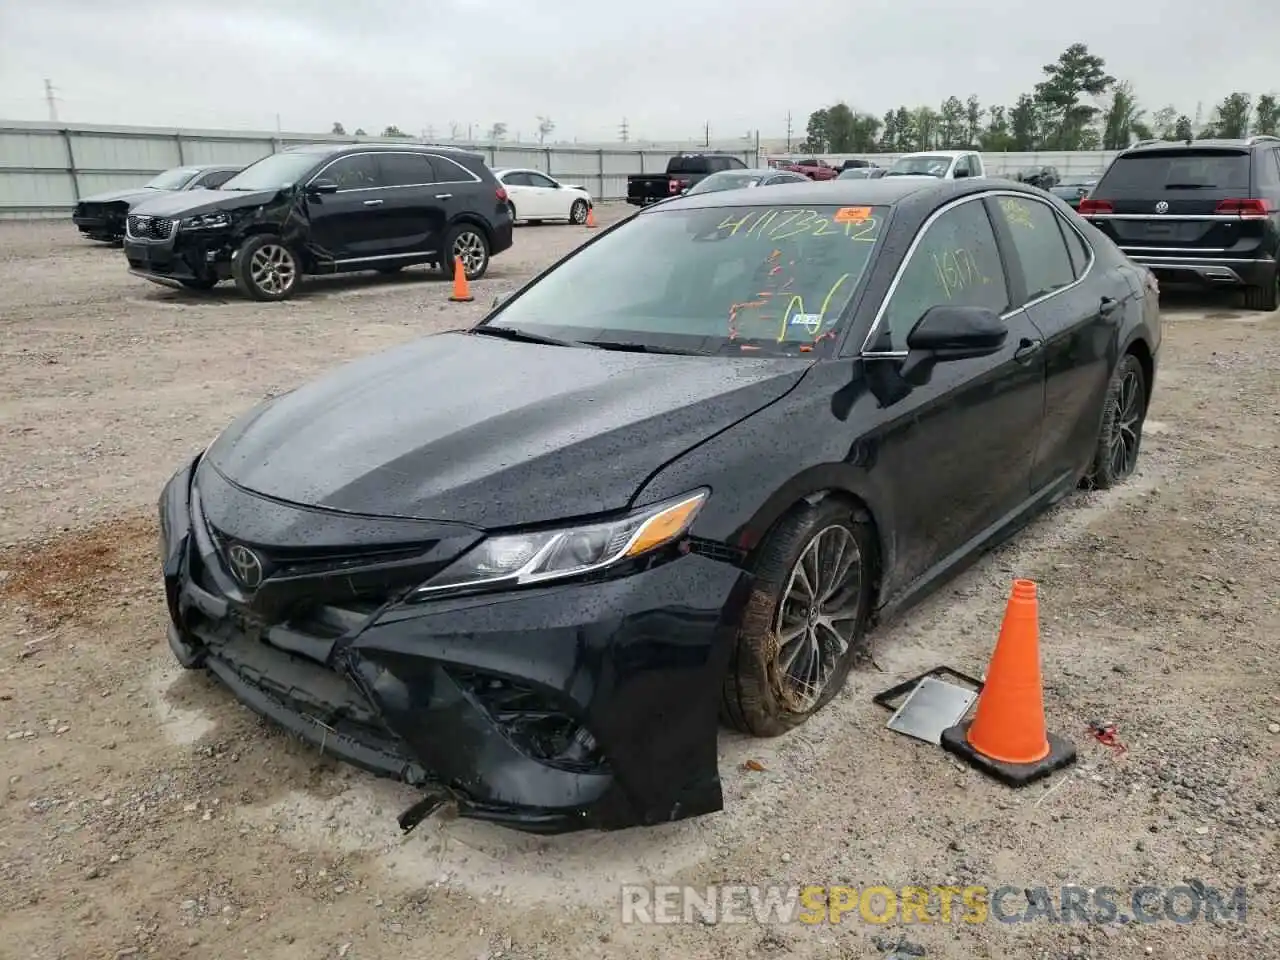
[620,883,1248,926]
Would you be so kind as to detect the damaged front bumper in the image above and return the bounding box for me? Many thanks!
[158,457,752,834]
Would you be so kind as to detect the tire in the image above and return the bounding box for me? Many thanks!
[508,201,518,222]
[232,234,301,301]
[1242,269,1279,311]
[179,277,218,291]
[445,223,490,281]
[720,498,877,737]
[1085,352,1148,490]
[570,199,589,224]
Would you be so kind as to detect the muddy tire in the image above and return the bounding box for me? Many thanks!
[233,235,301,302]
[1085,352,1148,490]
[720,498,877,737]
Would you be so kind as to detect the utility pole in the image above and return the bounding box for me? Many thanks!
[785,111,793,153]
[619,117,629,143]
[703,121,710,148]
[44,79,59,122]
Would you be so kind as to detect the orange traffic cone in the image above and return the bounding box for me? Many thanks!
[940,579,1076,786]
[585,205,597,228]
[448,256,473,303]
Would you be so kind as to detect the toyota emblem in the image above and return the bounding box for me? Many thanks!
[1154,201,1169,214]
[226,544,264,589]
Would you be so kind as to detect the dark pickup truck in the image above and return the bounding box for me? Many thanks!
[626,153,748,206]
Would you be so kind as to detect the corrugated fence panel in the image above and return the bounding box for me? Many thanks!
[177,137,275,166]
[70,133,180,174]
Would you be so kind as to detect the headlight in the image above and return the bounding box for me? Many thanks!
[409,489,708,599]
[182,212,231,230]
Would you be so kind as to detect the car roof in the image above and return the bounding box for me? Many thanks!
[284,142,482,160]
[649,177,1018,213]
[895,149,972,159]
[1122,136,1280,155]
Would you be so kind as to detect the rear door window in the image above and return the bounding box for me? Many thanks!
[1095,149,1251,198]
[993,196,1077,302]
[378,153,437,187]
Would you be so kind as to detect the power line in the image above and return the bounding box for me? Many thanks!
[619,117,629,143]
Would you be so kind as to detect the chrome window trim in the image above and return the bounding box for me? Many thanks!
[305,150,483,194]
[859,189,1096,357]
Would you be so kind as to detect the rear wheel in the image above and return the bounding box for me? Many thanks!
[1085,352,1148,490]
[721,499,876,737]
[445,224,490,281]
[233,235,301,301]
[1242,269,1279,311]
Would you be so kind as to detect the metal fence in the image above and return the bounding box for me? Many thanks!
[0,119,760,217]
[766,151,1120,179]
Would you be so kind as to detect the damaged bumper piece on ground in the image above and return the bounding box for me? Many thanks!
[158,456,753,834]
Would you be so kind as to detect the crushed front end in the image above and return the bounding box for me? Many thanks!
[158,456,752,833]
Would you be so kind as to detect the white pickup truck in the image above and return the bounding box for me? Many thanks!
[883,150,986,180]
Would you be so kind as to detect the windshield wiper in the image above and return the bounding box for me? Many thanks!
[471,325,585,348]
[587,340,706,356]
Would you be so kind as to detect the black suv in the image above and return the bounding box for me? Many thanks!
[123,143,513,300]
[1080,135,1280,310]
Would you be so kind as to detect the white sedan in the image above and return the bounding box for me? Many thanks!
[494,168,593,225]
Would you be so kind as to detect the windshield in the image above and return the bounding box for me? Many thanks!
[838,168,871,179]
[219,151,325,191]
[886,155,951,177]
[145,167,201,190]
[484,203,888,355]
[687,173,765,195]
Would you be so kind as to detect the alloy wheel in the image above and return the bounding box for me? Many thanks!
[773,524,864,712]
[570,200,588,224]
[452,231,486,275]
[1108,368,1144,478]
[249,243,297,296]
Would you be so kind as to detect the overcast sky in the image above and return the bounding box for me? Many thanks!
[2,0,1277,142]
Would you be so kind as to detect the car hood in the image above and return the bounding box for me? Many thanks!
[203,330,809,528]
[77,187,159,205]
[129,188,281,218]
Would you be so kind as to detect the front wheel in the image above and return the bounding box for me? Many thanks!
[233,235,301,301]
[445,224,490,281]
[721,499,877,737]
[569,199,589,224]
[1085,352,1148,489]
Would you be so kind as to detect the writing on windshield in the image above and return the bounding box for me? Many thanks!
[712,206,880,243]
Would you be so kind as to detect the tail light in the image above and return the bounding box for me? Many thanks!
[495,186,509,202]
[1215,198,1273,218]
[669,179,690,193]
[1077,198,1113,215]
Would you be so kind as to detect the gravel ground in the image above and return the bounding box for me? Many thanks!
[1,211,1277,960]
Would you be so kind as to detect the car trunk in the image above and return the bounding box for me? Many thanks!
[1090,148,1265,251]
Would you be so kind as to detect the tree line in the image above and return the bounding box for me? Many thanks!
[799,43,1280,155]
[328,118,558,144]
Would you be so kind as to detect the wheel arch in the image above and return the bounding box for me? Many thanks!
[447,213,494,245]
[731,466,889,609]
[1122,334,1154,397]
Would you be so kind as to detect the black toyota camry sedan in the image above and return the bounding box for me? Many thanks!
[158,177,1161,834]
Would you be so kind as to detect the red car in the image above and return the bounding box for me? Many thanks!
[774,157,839,181]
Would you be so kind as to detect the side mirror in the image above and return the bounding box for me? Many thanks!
[899,305,1007,384]
[307,179,339,195]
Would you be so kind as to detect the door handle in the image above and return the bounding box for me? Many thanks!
[434,193,453,200]
[1099,296,1120,315]
[362,199,383,206]
[1014,337,1044,363]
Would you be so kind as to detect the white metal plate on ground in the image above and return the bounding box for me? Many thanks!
[885,677,978,744]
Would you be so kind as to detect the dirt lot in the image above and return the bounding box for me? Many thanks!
[1,209,1277,960]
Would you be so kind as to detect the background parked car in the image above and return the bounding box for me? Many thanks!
[683,168,809,195]
[1016,166,1061,189]
[493,168,593,224]
[1049,177,1098,209]
[72,164,242,243]
[626,153,748,206]
[124,143,512,300]
[775,157,839,180]
[884,151,986,179]
[837,167,888,180]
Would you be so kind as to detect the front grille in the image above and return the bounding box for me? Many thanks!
[126,215,175,241]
